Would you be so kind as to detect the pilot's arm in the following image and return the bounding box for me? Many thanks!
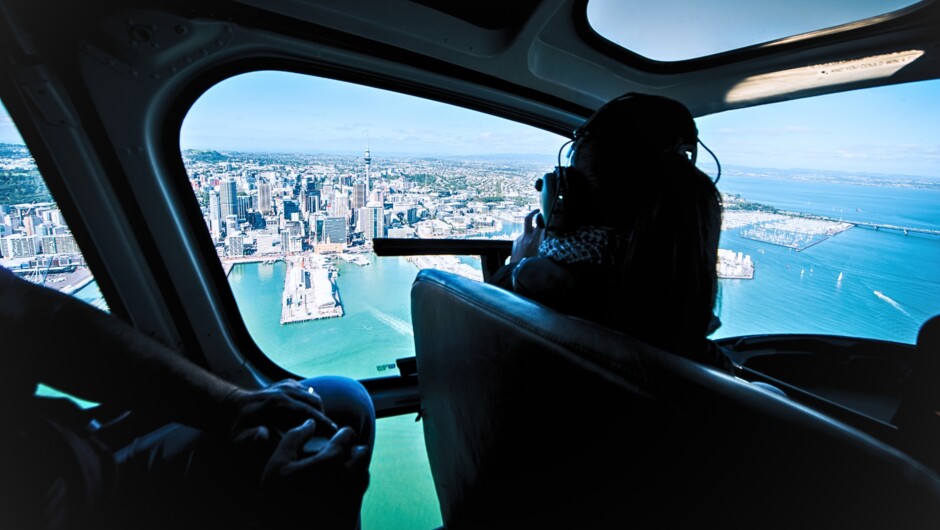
[0,266,333,436]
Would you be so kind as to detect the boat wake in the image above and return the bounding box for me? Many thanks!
[873,290,911,317]
[369,307,414,336]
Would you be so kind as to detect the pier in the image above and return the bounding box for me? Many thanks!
[280,256,344,324]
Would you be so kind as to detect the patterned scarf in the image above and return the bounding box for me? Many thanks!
[538,226,630,270]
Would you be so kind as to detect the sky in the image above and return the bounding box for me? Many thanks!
[1,0,938,179]
[5,70,937,178]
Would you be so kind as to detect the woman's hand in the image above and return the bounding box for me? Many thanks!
[511,209,545,263]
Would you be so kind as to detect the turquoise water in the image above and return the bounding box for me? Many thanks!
[713,174,940,344]
[229,256,441,530]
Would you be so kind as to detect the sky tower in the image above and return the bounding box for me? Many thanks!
[364,140,372,195]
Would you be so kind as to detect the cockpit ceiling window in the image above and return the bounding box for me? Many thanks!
[586,0,926,62]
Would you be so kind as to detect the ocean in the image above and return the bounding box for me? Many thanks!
[71,172,940,529]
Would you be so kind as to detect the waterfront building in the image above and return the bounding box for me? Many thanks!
[225,234,244,257]
[387,227,414,238]
[52,234,81,255]
[0,234,39,258]
[323,216,347,247]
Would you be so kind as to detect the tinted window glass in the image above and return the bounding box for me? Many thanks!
[1,101,105,407]
[587,0,924,61]
[697,79,940,344]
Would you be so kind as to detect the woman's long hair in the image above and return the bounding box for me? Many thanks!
[573,142,722,353]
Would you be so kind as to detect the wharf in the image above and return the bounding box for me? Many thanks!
[221,256,271,277]
[280,255,344,324]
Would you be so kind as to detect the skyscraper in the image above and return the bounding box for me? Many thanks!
[208,190,222,242]
[220,178,238,219]
[359,206,385,241]
[258,179,272,214]
[353,182,367,209]
[323,215,347,246]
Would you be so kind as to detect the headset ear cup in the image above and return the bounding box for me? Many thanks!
[539,169,557,229]
[541,166,577,232]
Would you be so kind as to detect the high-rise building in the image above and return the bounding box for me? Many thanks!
[353,182,367,209]
[237,196,251,221]
[220,178,238,220]
[282,199,299,221]
[225,234,244,257]
[208,190,222,242]
[359,206,385,241]
[323,216,347,246]
[0,234,39,258]
[305,191,320,214]
[225,214,239,235]
[332,190,347,218]
[258,179,273,214]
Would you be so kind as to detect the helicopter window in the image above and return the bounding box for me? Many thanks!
[180,70,565,380]
[179,70,567,529]
[698,78,940,345]
[0,100,105,407]
[586,0,926,61]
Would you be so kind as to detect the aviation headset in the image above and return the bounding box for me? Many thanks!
[536,92,720,232]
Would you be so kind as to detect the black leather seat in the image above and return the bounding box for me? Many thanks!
[893,314,940,473]
[411,269,940,529]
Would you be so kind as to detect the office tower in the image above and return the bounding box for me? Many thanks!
[332,189,347,218]
[323,216,347,246]
[220,178,238,219]
[0,234,39,258]
[226,234,244,257]
[258,179,273,214]
[305,191,320,214]
[208,190,222,241]
[353,182,367,209]
[282,199,299,221]
[237,196,251,221]
[359,206,385,241]
[225,214,239,235]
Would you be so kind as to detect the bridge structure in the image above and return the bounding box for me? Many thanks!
[784,211,940,237]
[850,221,940,236]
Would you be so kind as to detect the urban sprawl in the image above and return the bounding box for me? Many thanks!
[1,145,860,321]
